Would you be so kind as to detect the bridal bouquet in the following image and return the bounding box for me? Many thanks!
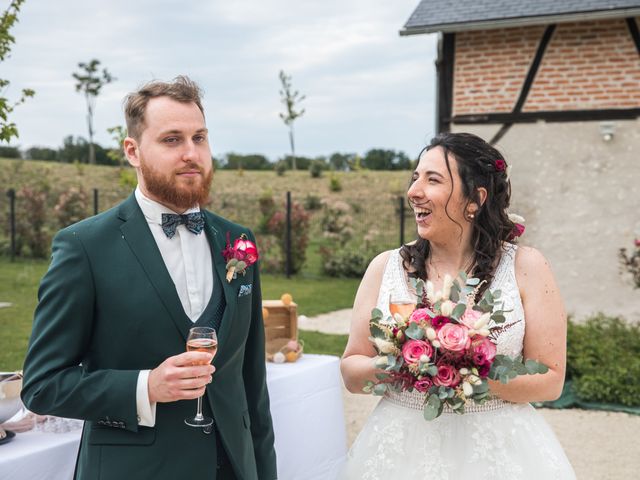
[364,273,548,420]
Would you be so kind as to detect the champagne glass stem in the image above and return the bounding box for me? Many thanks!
[195,395,204,421]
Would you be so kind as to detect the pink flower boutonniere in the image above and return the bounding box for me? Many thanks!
[222,232,259,282]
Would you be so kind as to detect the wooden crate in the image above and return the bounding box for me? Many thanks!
[262,300,298,343]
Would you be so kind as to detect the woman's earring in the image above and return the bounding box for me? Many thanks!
[466,212,475,221]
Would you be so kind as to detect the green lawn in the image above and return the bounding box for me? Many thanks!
[0,257,356,370]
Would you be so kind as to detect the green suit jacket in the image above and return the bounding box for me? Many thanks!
[21,193,277,480]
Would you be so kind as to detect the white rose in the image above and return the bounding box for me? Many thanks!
[426,327,437,341]
[440,300,455,317]
[432,340,441,349]
[374,337,396,354]
[462,381,474,397]
[459,367,469,375]
[508,213,525,224]
[419,354,430,363]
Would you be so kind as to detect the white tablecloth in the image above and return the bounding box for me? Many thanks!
[0,354,347,480]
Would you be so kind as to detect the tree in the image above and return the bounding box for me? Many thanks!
[0,0,34,143]
[362,148,412,170]
[278,70,305,170]
[72,59,115,164]
[106,125,127,166]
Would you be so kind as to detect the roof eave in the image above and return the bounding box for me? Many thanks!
[399,7,640,36]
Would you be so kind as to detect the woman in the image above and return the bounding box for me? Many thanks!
[340,132,576,479]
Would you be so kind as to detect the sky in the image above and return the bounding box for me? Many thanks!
[4,0,438,160]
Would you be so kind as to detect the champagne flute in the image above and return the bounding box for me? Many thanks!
[184,327,217,428]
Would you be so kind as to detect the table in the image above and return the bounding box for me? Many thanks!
[0,354,347,480]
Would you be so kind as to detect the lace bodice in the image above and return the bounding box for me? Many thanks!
[376,244,525,358]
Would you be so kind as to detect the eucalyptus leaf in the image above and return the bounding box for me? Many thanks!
[369,323,387,340]
[491,313,506,324]
[499,374,509,384]
[451,303,466,320]
[236,260,247,271]
[423,394,443,421]
[371,308,383,321]
[466,277,480,286]
[375,373,389,381]
[406,322,425,340]
[226,259,238,268]
[426,365,438,376]
[473,381,489,394]
[373,383,388,395]
[449,286,460,303]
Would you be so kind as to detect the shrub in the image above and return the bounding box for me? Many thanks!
[15,186,51,258]
[255,234,283,274]
[567,315,640,407]
[320,247,369,278]
[274,161,287,176]
[257,191,276,234]
[321,200,354,245]
[619,239,640,288]
[54,186,90,227]
[118,168,138,189]
[266,202,311,274]
[304,194,322,211]
[309,159,325,178]
[329,173,342,192]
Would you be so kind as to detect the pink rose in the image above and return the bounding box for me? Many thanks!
[437,323,471,352]
[413,377,433,393]
[433,364,461,387]
[401,340,433,365]
[233,237,259,265]
[409,308,431,324]
[431,315,450,329]
[472,338,497,366]
[635,238,640,248]
[508,223,525,241]
[459,308,482,329]
[495,159,506,172]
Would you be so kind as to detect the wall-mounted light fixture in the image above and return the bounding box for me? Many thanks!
[599,121,615,142]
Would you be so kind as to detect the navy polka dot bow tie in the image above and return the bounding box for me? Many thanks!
[161,212,205,239]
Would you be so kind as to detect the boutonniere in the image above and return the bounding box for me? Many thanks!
[222,232,259,282]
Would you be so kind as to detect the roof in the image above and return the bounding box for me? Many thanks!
[400,0,640,35]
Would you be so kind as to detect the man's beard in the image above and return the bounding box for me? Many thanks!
[140,159,213,211]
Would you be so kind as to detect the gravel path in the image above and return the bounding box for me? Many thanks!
[301,309,640,480]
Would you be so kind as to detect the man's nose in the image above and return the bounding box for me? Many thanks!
[181,140,198,161]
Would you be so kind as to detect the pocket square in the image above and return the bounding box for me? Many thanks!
[238,284,252,297]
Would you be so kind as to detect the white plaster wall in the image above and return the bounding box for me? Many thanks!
[453,119,640,323]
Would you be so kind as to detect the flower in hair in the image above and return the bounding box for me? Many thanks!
[507,213,525,240]
[494,159,506,172]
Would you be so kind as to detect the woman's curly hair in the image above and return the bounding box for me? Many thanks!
[400,132,519,295]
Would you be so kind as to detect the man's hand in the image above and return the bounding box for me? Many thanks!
[148,352,215,404]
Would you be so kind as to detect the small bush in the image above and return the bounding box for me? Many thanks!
[329,174,342,192]
[54,186,90,227]
[619,240,640,288]
[567,315,640,407]
[15,186,51,258]
[266,202,311,274]
[118,168,138,189]
[274,161,287,176]
[304,194,322,211]
[321,201,354,245]
[320,247,369,278]
[0,146,21,158]
[309,159,325,178]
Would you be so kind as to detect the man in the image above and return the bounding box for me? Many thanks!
[21,76,277,480]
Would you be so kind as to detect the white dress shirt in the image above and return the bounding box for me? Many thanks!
[134,187,214,426]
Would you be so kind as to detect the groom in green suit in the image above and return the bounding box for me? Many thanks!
[21,76,277,479]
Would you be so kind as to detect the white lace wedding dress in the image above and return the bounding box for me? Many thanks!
[342,245,576,480]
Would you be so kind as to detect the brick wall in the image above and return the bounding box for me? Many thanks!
[453,18,640,115]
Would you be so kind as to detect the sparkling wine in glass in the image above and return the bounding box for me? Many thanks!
[389,295,416,319]
[184,327,217,428]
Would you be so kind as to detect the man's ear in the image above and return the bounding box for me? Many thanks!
[123,137,140,168]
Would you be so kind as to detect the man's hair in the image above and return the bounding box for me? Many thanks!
[124,75,204,140]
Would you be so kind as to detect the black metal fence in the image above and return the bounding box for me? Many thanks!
[2,188,416,277]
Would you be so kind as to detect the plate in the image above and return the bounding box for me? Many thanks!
[0,429,16,445]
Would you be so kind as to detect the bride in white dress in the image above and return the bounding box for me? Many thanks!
[340,132,576,479]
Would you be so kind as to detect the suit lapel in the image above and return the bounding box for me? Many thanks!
[118,194,192,341]
[204,214,237,353]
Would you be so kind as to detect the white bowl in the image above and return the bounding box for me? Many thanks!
[0,372,23,423]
